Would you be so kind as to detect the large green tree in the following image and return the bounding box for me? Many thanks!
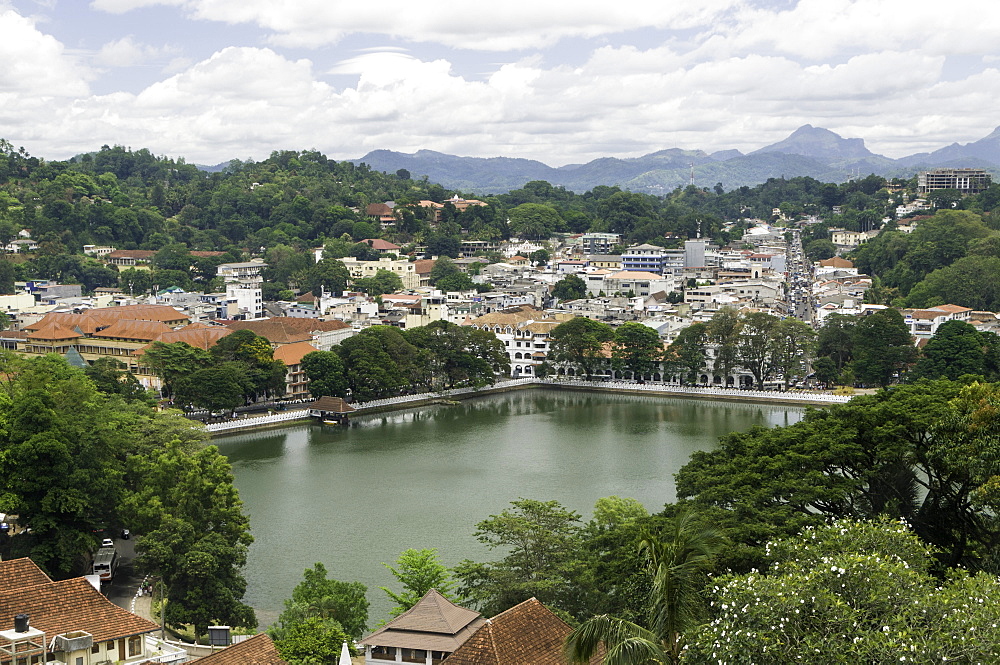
[566,511,725,665]
[611,322,662,380]
[549,317,615,380]
[124,440,256,638]
[454,499,589,618]
[379,548,456,619]
[677,379,1000,571]
[269,562,368,661]
[851,308,915,387]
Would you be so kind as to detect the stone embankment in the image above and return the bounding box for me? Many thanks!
[203,379,850,436]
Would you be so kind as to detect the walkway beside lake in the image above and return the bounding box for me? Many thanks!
[204,379,851,435]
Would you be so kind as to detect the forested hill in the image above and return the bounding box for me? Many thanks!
[2,140,1000,312]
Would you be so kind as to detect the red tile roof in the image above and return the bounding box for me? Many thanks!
[195,634,288,665]
[224,317,349,344]
[0,565,158,645]
[445,598,602,665]
[91,319,172,341]
[0,559,50,593]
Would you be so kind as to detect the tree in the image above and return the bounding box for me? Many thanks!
[124,440,256,638]
[140,341,213,398]
[454,499,587,618]
[269,563,368,661]
[905,255,1000,311]
[685,519,1000,664]
[611,322,662,380]
[706,307,742,382]
[676,380,1000,571]
[565,510,725,665]
[851,308,915,387]
[549,317,615,380]
[736,312,778,388]
[429,256,460,285]
[552,274,587,301]
[306,258,351,296]
[665,323,707,385]
[910,320,994,381]
[84,356,151,403]
[353,268,404,296]
[301,350,349,398]
[436,272,475,292]
[379,548,456,618]
[210,329,287,401]
[174,365,247,412]
[508,203,563,239]
[530,248,551,266]
[816,313,855,372]
[804,238,836,261]
[769,318,816,389]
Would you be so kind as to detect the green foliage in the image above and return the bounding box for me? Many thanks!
[552,274,587,301]
[301,350,349,398]
[124,439,256,637]
[269,563,367,661]
[910,320,1000,381]
[140,341,214,398]
[352,268,404,296]
[851,308,915,387]
[566,510,725,665]
[665,323,707,385]
[686,519,1000,664]
[676,380,1000,571]
[454,498,589,618]
[435,271,475,292]
[612,322,663,379]
[549,317,615,380]
[379,548,456,618]
[401,320,509,389]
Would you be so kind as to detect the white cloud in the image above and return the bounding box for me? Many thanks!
[92,0,743,50]
[7,2,1000,165]
[0,9,91,97]
[95,36,172,67]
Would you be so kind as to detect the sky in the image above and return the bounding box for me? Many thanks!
[2,0,1000,167]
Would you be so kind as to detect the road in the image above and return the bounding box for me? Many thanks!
[101,534,151,619]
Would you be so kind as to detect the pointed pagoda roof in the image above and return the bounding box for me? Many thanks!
[360,589,485,652]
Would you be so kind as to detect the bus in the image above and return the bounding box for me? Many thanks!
[93,546,119,583]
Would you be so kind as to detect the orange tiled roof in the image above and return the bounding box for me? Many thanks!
[273,341,318,365]
[0,572,158,644]
[188,634,287,665]
[25,323,83,341]
[91,319,173,341]
[0,558,51,593]
[224,317,349,344]
[149,323,233,350]
[106,249,155,259]
[445,597,601,665]
[25,305,187,334]
[819,257,854,268]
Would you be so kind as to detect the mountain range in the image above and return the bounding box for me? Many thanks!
[351,125,1000,195]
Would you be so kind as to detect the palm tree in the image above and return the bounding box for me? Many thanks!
[565,510,725,665]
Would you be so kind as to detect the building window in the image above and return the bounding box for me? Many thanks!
[128,636,142,657]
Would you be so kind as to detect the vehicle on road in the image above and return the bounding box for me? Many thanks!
[93,545,119,583]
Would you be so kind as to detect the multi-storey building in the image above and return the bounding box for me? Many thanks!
[917,168,991,194]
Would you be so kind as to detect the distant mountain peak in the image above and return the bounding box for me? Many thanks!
[752,125,876,161]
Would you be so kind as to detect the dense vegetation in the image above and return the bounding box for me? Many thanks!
[0,352,255,638]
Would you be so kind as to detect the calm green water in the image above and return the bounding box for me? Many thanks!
[215,388,805,628]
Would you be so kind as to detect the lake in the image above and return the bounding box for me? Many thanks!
[214,388,805,627]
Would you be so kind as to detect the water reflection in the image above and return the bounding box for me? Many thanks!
[215,388,805,628]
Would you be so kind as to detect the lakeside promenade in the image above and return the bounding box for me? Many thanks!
[204,378,851,435]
